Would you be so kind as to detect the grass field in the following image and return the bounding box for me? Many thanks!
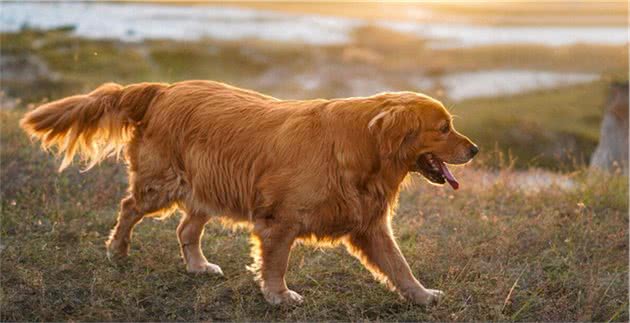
[1,108,627,321]
[1,13,628,321]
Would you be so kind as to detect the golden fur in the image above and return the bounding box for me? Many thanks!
[21,80,477,305]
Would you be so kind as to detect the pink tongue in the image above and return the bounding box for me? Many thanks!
[439,161,459,190]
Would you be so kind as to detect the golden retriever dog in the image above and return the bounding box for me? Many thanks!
[21,81,478,305]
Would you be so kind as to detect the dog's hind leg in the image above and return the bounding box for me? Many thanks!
[106,195,145,259]
[106,171,181,259]
[177,210,223,275]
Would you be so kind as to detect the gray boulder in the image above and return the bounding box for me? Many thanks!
[590,81,629,174]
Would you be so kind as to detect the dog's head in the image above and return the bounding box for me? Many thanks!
[368,92,478,189]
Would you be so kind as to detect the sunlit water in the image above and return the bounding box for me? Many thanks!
[413,70,599,101]
[0,3,614,100]
[1,2,627,48]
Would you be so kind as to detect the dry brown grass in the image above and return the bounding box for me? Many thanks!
[1,108,627,321]
[1,22,628,320]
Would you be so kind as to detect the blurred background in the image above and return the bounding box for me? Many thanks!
[1,1,628,322]
[1,0,628,168]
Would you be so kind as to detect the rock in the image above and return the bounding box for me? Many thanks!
[590,81,629,174]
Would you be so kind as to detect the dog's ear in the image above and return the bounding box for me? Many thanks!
[368,106,420,159]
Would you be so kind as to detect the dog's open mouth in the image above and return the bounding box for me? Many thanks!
[414,153,459,190]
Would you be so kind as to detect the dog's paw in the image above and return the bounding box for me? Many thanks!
[105,239,129,261]
[424,288,445,304]
[405,287,444,306]
[186,262,224,275]
[262,288,304,305]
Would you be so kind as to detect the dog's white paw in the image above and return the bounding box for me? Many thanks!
[263,289,304,305]
[405,287,444,306]
[424,288,445,304]
[186,262,224,275]
[105,239,129,262]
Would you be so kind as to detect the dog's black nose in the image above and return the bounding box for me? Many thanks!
[469,145,479,157]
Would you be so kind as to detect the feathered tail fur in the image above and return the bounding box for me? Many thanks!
[20,82,165,171]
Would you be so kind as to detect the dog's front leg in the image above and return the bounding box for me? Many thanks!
[345,222,444,305]
[251,221,303,305]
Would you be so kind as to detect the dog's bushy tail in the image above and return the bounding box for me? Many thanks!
[20,82,166,171]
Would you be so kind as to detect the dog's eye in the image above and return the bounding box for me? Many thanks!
[440,123,450,134]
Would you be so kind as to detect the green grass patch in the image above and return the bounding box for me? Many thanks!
[450,81,611,169]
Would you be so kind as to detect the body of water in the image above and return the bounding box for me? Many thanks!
[1,2,627,48]
[414,70,599,101]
